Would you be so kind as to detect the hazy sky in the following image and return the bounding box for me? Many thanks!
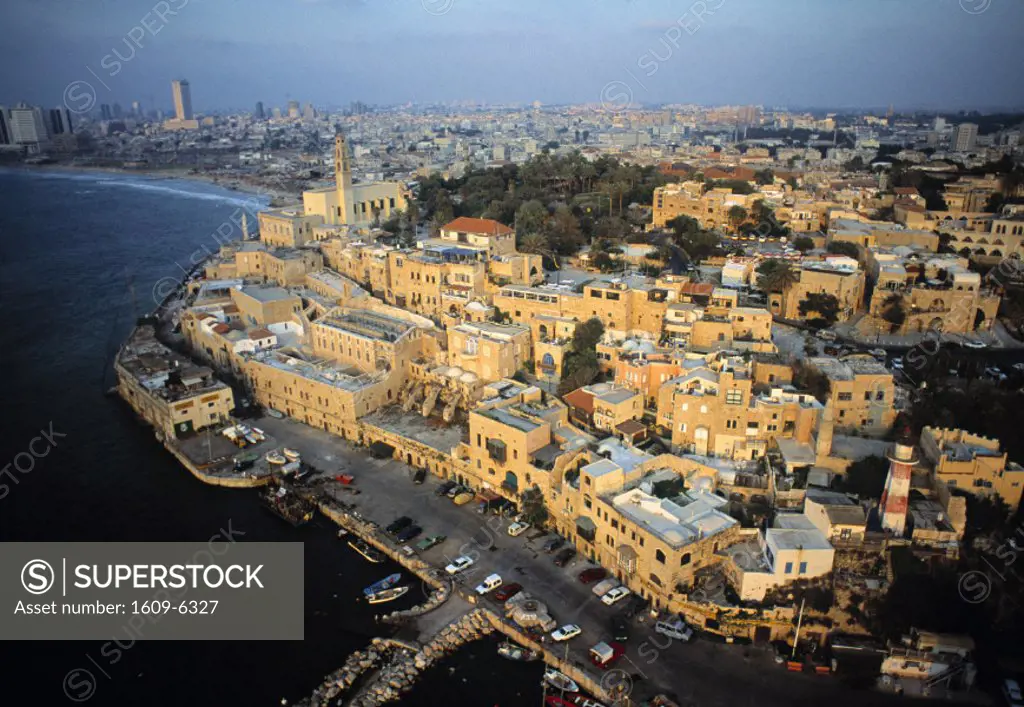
[5,0,1023,112]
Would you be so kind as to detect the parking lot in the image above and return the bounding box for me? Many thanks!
[252,414,951,707]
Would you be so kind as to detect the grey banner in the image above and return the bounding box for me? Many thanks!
[1,542,304,640]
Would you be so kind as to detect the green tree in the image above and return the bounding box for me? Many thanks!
[799,292,841,326]
[793,235,816,253]
[516,199,549,235]
[880,293,907,333]
[754,169,774,186]
[826,241,860,258]
[518,232,550,256]
[545,204,584,254]
[756,259,799,293]
[728,205,748,232]
[558,317,605,395]
[666,215,719,261]
[837,455,889,499]
[793,360,831,403]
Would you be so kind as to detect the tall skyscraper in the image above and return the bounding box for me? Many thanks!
[100,104,112,121]
[303,102,315,121]
[879,442,918,536]
[8,103,49,147]
[48,107,73,135]
[953,122,978,152]
[171,79,193,121]
[254,101,265,120]
[287,100,300,119]
[131,100,142,116]
[0,106,11,145]
[112,103,124,119]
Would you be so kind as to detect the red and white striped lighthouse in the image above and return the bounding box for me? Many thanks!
[879,441,918,536]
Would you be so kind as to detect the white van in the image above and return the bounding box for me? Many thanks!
[655,618,694,642]
[591,578,619,597]
[474,573,502,595]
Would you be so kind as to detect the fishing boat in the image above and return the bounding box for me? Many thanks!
[259,487,314,527]
[336,528,349,538]
[347,539,384,564]
[265,450,287,465]
[266,408,285,419]
[283,448,301,462]
[363,573,402,596]
[497,641,541,662]
[543,669,579,693]
[366,585,410,604]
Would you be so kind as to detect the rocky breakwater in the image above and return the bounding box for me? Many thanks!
[350,609,496,707]
[377,569,451,624]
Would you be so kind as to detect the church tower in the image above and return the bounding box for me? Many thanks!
[879,441,918,536]
[334,132,353,225]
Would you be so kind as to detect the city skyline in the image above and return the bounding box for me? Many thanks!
[3,0,1024,113]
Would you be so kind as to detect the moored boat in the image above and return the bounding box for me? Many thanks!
[259,487,314,526]
[497,641,541,662]
[366,585,409,604]
[363,573,402,596]
[283,447,301,461]
[265,450,287,465]
[543,668,579,693]
[348,539,385,564]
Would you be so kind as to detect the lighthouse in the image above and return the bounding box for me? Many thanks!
[879,441,918,536]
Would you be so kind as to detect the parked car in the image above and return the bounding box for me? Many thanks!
[413,468,426,484]
[655,618,694,642]
[474,573,502,595]
[386,516,413,535]
[453,491,475,505]
[395,525,422,543]
[507,521,530,537]
[1003,678,1024,707]
[591,578,619,597]
[815,330,837,342]
[444,556,475,574]
[601,586,631,606]
[890,357,904,370]
[435,480,457,497]
[492,583,522,603]
[962,339,987,350]
[553,548,576,567]
[869,348,887,360]
[551,624,582,642]
[415,535,445,551]
[445,484,464,498]
[542,536,564,553]
[609,615,630,642]
[578,567,608,584]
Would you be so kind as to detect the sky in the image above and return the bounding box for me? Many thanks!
[4,0,1024,113]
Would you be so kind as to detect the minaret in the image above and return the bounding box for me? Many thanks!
[879,440,918,536]
[334,132,353,225]
[241,211,249,240]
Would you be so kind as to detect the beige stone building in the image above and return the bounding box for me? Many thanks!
[769,262,865,323]
[438,216,516,256]
[231,286,303,328]
[656,363,823,460]
[563,383,643,433]
[446,320,531,383]
[116,326,235,440]
[806,356,896,436]
[920,427,1024,511]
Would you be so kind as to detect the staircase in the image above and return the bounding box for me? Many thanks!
[421,385,440,417]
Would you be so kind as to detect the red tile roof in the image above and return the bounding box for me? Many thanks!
[894,187,920,195]
[562,388,595,415]
[212,323,231,335]
[441,217,513,237]
[249,327,274,340]
[680,282,715,296]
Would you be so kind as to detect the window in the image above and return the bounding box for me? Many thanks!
[838,392,852,402]
[679,423,688,433]
[864,391,872,401]
[725,389,742,405]
[726,419,737,429]
[611,519,619,530]
[680,553,691,566]
[584,496,592,509]
[655,549,666,564]
[606,292,620,301]
[590,290,602,298]
[876,390,885,401]
[784,562,793,574]
[798,562,807,574]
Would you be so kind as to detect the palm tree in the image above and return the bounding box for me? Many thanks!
[518,232,550,255]
[728,205,748,233]
[880,293,907,334]
[757,261,799,293]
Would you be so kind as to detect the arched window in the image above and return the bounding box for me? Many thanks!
[680,552,691,566]
[655,549,666,564]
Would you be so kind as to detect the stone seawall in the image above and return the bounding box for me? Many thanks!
[164,441,271,488]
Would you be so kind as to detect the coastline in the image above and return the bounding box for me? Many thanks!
[9,162,299,205]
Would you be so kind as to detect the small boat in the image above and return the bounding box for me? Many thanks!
[336,529,349,538]
[259,487,314,527]
[283,448,301,461]
[266,451,287,465]
[266,408,285,419]
[543,669,579,693]
[364,573,402,596]
[497,641,541,662]
[366,585,409,604]
[348,539,384,564]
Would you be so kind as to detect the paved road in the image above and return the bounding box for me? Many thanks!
[254,415,982,707]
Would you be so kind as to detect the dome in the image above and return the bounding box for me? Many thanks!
[446,366,464,378]
[621,340,639,351]
[637,340,656,354]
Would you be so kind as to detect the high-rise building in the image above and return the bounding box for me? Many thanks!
[131,100,142,116]
[112,103,124,119]
[100,104,112,121]
[0,106,10,145]
[879,442,918,536]
[48,107,73,135]
[933,116,946,132]
[254,101,265,120]
[171,79,193,121]
[303,102,315,121]
[8,103,49,148]
[271,106,282,119]
[953,122,978,152]
[287,100,300,118]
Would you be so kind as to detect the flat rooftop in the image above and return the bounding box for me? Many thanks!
[478,406,542,433]
[361,407,466,453]
[251,351,383,391]
[319,310,414,342]
[238,285,296,303]
[809,355,889,380]
[611,487,737,548]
